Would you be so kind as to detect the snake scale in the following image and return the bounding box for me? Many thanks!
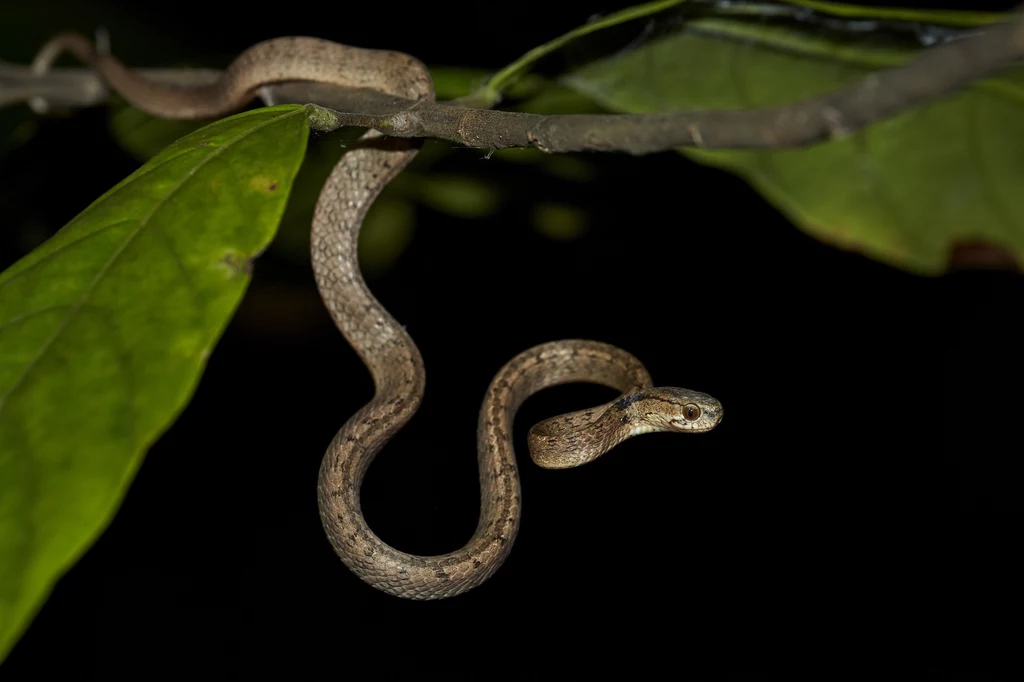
[35,32,724,599]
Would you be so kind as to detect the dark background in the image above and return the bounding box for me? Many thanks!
[1,0,1020,677]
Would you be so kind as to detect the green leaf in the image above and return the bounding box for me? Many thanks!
[108,97,208,162]
[428,66,494,101]
[532,202,590,241]
[560,8,1024,274]
[0,103,310,661]
[462,0,691,107]
[408,173,502,219]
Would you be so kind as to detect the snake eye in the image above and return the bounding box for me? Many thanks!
[683,404,701,421]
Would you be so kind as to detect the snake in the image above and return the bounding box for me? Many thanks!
[34,32,724,599]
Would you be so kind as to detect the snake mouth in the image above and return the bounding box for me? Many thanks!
[708,403,724,427]
[704,405,724,431]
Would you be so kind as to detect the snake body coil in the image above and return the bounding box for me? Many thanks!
[38,33,724,599]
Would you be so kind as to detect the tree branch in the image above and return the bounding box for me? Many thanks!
[3,9,1023,155]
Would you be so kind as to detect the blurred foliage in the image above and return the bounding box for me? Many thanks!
[532,202,591,241]
[0,108,36,155]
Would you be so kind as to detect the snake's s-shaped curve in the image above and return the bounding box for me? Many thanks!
[36,33,724,599]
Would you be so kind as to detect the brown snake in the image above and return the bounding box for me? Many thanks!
[36,33,724,599]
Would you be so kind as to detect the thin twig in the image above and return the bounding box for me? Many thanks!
[2,9,1023,155]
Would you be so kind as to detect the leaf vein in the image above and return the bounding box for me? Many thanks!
[0,305,73,335]
[0,220,136,293]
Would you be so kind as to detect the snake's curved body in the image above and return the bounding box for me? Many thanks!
[40,33,724,600]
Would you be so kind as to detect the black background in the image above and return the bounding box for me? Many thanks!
[1,0,1020,677]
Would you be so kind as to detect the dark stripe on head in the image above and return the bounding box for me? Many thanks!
[615,392,642,410]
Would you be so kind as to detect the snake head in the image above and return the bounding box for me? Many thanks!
[619,386,724,435]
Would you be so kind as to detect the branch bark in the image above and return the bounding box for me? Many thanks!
[2,9,1023,155]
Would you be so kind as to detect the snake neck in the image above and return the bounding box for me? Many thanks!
[526,404,626,470]
[478,341,653,471]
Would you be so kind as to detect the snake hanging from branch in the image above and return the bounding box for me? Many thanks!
[32,31,724,599]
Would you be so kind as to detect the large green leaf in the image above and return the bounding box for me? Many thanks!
[561,6,1024,274]
[0,103,310,660]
